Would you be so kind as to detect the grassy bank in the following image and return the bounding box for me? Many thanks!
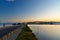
[16,24,37,40]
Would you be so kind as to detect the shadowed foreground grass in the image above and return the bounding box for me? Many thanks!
[16,24,37,40]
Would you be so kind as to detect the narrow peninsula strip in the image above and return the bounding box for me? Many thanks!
[16,24,38,40]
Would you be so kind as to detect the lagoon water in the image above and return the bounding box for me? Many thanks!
[28,24,60,40]
[0,23,13,27]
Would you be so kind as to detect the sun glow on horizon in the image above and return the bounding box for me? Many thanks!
[1,18,60,23]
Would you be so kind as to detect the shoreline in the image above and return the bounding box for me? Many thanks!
[16,24,38,40]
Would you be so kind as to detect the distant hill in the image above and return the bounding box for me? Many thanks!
[27,21,60,25]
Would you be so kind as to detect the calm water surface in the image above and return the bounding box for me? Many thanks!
[28,24,60,40]
[0,23,13,27]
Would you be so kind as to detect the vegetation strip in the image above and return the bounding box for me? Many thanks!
[16,24,37,40]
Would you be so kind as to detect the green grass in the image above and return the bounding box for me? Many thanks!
[16,24,37,40]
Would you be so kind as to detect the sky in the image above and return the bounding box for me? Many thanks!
[0,0,60,22]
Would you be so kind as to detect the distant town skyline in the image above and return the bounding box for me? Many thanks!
[0,0,60,22]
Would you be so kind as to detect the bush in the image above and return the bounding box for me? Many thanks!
[17,23,21,25]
